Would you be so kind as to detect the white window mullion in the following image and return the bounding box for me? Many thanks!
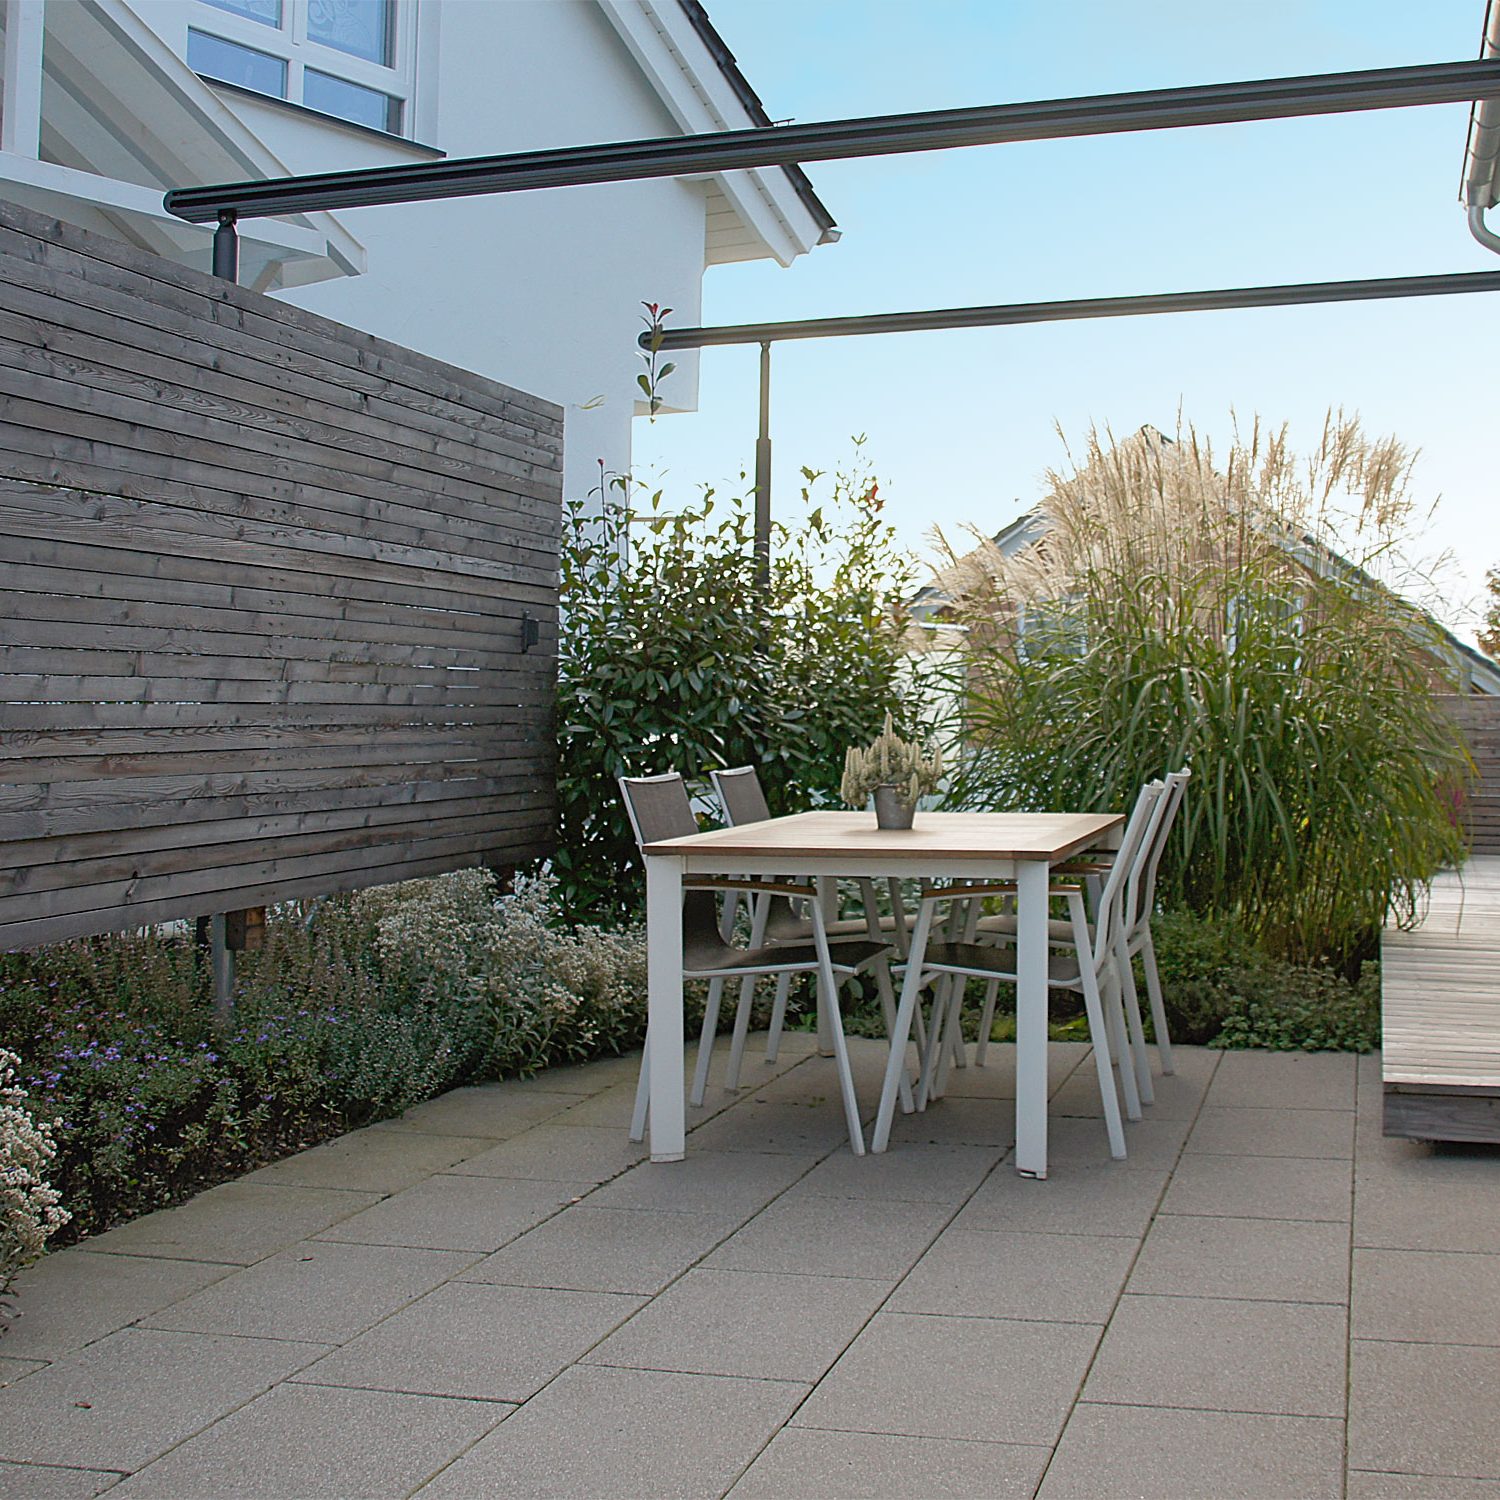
[287,56,306,105]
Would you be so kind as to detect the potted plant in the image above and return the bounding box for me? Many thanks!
[840,714,943,829]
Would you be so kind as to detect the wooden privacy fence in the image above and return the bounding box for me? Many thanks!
[0,200,561,949]
[1443,693,1500,855]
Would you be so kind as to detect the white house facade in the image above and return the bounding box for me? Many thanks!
[0,0,835,498]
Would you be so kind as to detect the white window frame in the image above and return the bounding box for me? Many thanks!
[180,0,419,137]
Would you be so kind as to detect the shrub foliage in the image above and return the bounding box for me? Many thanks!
[0,871,645,1242]
[554,458,928,921]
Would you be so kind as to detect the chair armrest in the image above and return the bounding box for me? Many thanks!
[686,876,817,899]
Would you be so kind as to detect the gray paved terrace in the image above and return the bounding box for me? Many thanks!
[1,1036,1497,1499]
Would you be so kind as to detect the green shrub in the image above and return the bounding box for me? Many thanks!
[2,868,649,1243]
[555,457,931,923]
[944,417,1470,967]
[1149,910,1380,1051]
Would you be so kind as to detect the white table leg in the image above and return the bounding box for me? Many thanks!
[1014,858,1050,1178]
[646,854,685,1162]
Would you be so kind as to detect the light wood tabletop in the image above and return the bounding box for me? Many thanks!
[644,809,1122,864]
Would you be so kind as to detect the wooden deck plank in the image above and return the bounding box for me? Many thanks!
[1382,856,1500,1139]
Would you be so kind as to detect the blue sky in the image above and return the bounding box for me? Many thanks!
[633,0,1499,644]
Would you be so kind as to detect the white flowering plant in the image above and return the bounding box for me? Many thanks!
[1,1048,70,1324]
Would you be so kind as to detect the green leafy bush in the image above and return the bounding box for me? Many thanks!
[555,457,929,922]
[1,869,646,1242]
[1150,910,1380,1051]
[944,417,1470,966]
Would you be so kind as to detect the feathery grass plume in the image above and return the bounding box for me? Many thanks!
[938,414,1471,967]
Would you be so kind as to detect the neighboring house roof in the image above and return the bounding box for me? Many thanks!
[599,0,839,267]
[914,506,1500,698]
[0,0,363,291]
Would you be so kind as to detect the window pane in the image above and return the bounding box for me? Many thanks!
[306,0,392,65]
[187,29,287,97]
[200,0,282,27]
[304,68,400,133]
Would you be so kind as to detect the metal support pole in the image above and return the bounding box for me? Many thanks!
[212,210,239,283]
[753,341,772,590]
[209,913,235,1019]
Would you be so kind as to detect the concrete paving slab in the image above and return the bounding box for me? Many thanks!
[585,1149,815,1219]
[952,1162,1169,1239]
[0,1250,235,1360]
[884,1095,1018,1148]
[1206,1050,1358,1111]
[78,1182,383,1266]
[796,1311,1098,1445]
[1161,1151,1353,1222]
[460,1204,739,1295]
[239,1129,495,1194]
[787,1142,1002,1204]
[373,1085,583,1139]
[1043,1113,1191,1171]
[1352,1248,1500,1346]
[1188,1105,1355,1159]
[1129,1213,1350,1303]
[1127,1042,1222,1108]
[1347,1473,1500,1498]
[313,1173,588,1252]
[1349,1338,1500,1478]
[1354,1148,1500,1254]
[0,1328,328,1471]
[890,1228,1136,1324]
[585,1267,887,1382]
[1038,1403,1344,1499]
[414,1363,805,1500]
[728,1427,1050,1499]
[443,1123,647,1183]
[937,1041,1093,1100]
[142,1241,475,1344]
[297,1281,643,1402]
[109,1381,505,1498]
[0,1460,122,1498]
[0,1358,46,1386]
[687,1097,861,1155]
[702,1193,950,1281]
[545,1083,641,1129]
[1083,1293,1347,1417]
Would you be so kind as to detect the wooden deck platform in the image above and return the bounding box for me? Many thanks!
[1383,855,1500,1143]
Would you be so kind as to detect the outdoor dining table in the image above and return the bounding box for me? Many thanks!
[641,809,1124,1179]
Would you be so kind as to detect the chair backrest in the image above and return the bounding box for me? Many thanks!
[1126,767,1191,935]
[617,772,721,949]
[618,771,700,848]
[1093,779,1165,961]
[710,765,772,826]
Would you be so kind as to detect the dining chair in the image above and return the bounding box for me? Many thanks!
[906,779,1169,1152]
[709,765,915,1079]
[619,772,893,1154]
[1116,768,1192,1087]
[967,768,1189,1106]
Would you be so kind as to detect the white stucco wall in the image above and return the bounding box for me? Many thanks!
[130,0,708,503]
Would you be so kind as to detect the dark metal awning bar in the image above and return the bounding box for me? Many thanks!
[166,60,1500,223]
[647,270,1500,350]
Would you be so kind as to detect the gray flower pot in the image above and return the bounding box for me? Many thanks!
[873,785,916,830]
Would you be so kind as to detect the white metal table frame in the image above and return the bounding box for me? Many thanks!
[641,810,1123,1179]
